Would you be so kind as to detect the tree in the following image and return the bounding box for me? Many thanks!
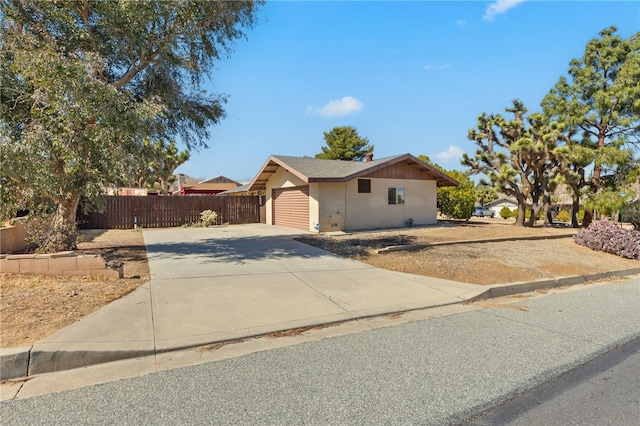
[436,170,475,220]
[315,126,373,161]
[542,26,640,227]
[463,101,562,227]
[0,1,262,250]
[141,140,190,195]
[417,155,473,220]
[475,184,498,206]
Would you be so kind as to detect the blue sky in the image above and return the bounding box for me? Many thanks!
[176,0,640,183]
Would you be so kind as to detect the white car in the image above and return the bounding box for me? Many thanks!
[472,207,495,218]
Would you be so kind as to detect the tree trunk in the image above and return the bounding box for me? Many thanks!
[160,177,170,196]
[543,191,554,226]
[45,193,81,252]
[582,133,606,228]
[514,194,527,226]
[571,192,580,228]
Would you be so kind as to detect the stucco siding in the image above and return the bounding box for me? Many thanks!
[344,178,437,230]
[316,182,346,232]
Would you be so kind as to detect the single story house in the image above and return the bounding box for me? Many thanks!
[180,182,240,195]
[485,196,518,217]
[247,153,458,232]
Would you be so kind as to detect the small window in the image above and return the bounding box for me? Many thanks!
[388,187,405,205]
[358,179,371,193]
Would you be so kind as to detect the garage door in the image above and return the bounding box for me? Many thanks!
[272,186,309,230]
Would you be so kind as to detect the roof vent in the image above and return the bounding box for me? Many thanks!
[365,152,374,162]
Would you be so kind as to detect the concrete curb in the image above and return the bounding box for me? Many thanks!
[471,268,640,300]
[2,268,639,382]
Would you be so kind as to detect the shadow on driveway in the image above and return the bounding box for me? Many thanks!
[145,235,339,265]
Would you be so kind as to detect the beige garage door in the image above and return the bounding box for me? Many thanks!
[272,186,309,230]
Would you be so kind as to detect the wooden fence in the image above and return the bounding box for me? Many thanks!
[77,195,263,229]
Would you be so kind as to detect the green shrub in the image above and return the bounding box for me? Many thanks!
[499,206,513,219]
[555,210,571,222]
[200,210,219,227]
[511,209,519,218]
[578,209,585,224]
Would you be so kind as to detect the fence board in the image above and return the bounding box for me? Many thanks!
[77,196,262,229]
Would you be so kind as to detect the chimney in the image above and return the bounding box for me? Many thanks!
[365,152,374,162]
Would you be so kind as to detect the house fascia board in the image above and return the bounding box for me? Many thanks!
[248,153,459,190]
[247,156,310,191]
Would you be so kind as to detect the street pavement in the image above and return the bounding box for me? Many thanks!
[1,279,638,424]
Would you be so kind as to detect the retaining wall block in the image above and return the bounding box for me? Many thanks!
[19,258,49,273]
[0,259,20,273]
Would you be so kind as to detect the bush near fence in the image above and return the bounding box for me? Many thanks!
[77,195,263,229]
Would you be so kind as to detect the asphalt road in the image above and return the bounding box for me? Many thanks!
[466,336,640,425]
[2,279,638,425]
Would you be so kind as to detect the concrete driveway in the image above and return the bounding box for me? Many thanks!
[143,224,482,351]
[24,224,483,377]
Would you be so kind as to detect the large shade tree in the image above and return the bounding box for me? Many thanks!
[0,0,262,250]
[542,26,640,227]
[315,126,374,161]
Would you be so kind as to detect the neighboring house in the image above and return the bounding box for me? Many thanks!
[218,183,264,196]
[169,174,200,195]
[174,174,242,195]
[485,196,518,217]
[247,153,458,232]
[200,175,241,185]
[180,182,240,195]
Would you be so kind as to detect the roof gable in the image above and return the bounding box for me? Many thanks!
[248,154,458,191]
[200,175,241,185]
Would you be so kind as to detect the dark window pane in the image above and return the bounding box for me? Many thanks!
[388,188,396,204]
[358,179,371,193]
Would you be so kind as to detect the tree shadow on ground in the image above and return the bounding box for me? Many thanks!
[144,235,343,264]
[295,235,418,259]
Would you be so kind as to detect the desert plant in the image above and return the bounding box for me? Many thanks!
[499,207,513,219]
[556,210,571,223]
[573,219,640,259]
[200,210,219,227]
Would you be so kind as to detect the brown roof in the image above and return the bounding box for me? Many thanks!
[248,153,459,191]
[182,182,239,192]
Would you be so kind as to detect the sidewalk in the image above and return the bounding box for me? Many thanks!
[2,224,640,387]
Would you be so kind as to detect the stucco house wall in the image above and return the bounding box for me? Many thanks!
[344,178,436,230]
[316,182,346,232]
[313,178,437,232]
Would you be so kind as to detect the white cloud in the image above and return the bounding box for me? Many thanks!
[423,64,450,71]
[435,145,465,163]
[483,0,526,22]
[456,20,466,27]
[309,96,363,117]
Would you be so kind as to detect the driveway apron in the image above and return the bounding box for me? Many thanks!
[143,224,477,351]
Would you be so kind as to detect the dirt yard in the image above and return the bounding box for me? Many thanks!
[1,229,149,348]
[2,219,638,348]
[296,218,640,285]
